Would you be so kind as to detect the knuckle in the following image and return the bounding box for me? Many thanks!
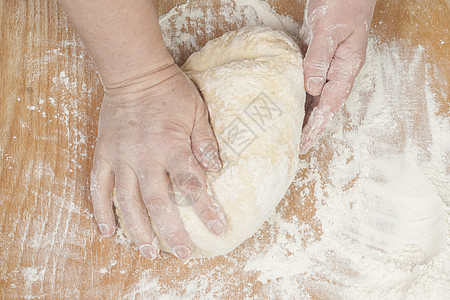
[115,195,128,207]
[304,59,329,75]
[174,172,203,192]
[171,172,204,207]
[115,187,135,206]
[193,200,215,217]
[156,130,191,153]
[329,53,363,82]
[157,121,192,139]
[143,196,169,213]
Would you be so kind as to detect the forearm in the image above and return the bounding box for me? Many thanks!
[58,0,173,87]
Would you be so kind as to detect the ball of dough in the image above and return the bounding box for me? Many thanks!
[116,26,305,258]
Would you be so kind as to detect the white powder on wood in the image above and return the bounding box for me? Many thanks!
[125,1,450,298]
[242,41,450,299]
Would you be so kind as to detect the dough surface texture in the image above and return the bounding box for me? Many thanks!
[117,27,306,258]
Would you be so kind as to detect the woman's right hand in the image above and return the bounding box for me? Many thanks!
[90,64,227,261]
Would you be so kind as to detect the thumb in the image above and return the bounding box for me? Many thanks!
[303,34,338,96]
[191,102,222,172]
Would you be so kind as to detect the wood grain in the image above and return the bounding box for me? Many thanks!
[1,0,448,298]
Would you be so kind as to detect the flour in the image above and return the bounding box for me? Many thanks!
[243,41,450,298]
[23,267,45,284]
[6,35,100,297]
[127,1,449,298]
[159,0,302,65]
[7,1,447,298]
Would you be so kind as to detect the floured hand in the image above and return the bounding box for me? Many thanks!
[300,0,376,154]
[90,64,227,261]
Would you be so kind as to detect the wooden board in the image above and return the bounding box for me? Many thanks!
[1,0,449,298]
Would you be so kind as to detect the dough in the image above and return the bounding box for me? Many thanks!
[116,27,305,258]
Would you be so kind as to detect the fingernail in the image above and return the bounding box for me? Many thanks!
[207,219,226,236]
[299,135,314,155]
[98,223,113,237]
[307,77,325,95]
[139,244,159,260]
[210,157,222,172]
[173,245,191,260]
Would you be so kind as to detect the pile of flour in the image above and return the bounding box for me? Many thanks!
[127,1,449,298]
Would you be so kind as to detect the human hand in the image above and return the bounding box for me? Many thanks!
[300,0,376,154]
[90,64,227,261]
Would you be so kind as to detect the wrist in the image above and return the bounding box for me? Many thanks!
[100,46,175,87]
[103,61,180,99]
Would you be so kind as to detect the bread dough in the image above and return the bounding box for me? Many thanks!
[116,27,305,258]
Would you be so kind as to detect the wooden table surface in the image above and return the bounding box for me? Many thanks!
[1,0,449,298]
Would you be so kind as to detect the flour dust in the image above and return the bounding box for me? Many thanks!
[125,1,450,299]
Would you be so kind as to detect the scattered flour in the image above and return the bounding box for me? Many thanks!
[11,1,448,298]
[159,0,302,65]
[121,1,450,299]
[23,267,45,284]
[243,41,450,299]
[4,28,100,298]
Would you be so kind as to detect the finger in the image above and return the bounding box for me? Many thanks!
[299,83,345,155]
[303,93,320,128]
[115,165,159,260]
[303,34,338,96]
[168,147,227,236]
[191,101,222,172]
[90,157,116,237]
[326,37,366,86]
[300,41,366,155]
[138,166,194,261]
